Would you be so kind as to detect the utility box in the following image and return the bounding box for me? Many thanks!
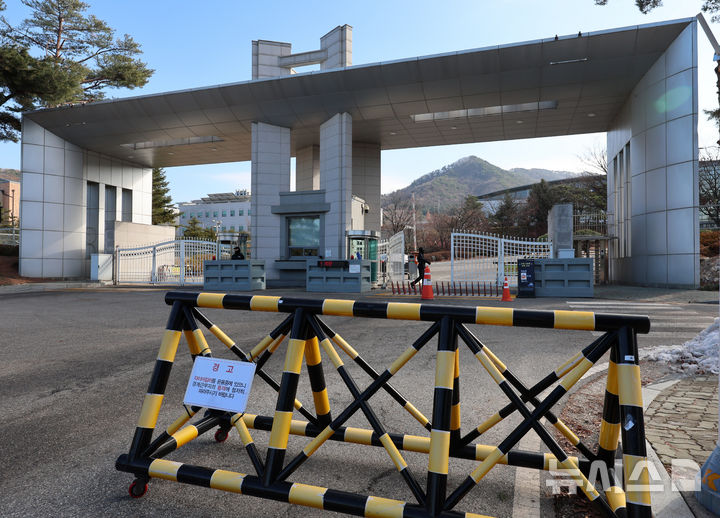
[517,258,536,298]
[91,254,113,281]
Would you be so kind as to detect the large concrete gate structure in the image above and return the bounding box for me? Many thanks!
[20,18,707,287]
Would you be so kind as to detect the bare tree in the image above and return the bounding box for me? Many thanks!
[578,141,608,175]
[700,148,720,227]
[381,192,414,236]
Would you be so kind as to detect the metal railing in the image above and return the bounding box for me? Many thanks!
[574,211,607,235]
[0,227,19,245]
[116,239,230,285]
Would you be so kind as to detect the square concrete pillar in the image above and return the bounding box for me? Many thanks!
[251,122,291,280]
[252,40,293,79]
[606,21,699,287]
[320,25,352,70]
[20,119,152,279]
[296,145,320,191]
[320,113,352,259]
[351,142,381,232]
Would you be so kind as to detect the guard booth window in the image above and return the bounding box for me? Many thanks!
[288,216,319,257]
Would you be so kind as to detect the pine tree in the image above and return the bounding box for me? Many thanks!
[182,217,216,241]
[152,167,175,225]
[0,0,153,141]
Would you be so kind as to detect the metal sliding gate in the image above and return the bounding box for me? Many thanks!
[116,240,230,286]
[450,232,552,287]
[117,291,653,517]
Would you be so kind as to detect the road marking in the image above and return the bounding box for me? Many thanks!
[566,301,683,307]
[512,422,543,518]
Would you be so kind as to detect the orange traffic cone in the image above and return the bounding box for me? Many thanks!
[501,276,512,302]
[421,265,434,300]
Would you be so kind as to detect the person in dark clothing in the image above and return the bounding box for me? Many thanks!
[410,247,431,287]
[231,247,245,260]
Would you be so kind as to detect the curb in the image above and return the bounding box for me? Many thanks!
[0,281,113,294]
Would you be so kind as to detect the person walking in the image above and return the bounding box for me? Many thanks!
[410,247,430,287]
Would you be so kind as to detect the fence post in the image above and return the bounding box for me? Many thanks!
[151,245,157,285]
[497,238,505,287]
[180,241,185,287]
[114,245,119,285]
[450,233,455,283]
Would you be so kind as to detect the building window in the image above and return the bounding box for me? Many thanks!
[230,210,235,216]
[287,216,320,257]
[189,212,194,218]
[238,209,244,216]
[247,209,251,215]
[222,226,226,232]
[239,225,243,231]
[230,226,235,231]
[222,210,227,217]
[213,211,218,217]
[181,213,186,219]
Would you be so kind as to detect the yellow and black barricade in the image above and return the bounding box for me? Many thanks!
[116,291,652,518]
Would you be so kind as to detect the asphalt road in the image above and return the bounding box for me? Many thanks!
[0,288,716,518]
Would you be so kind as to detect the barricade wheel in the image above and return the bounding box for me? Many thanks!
[214,428,229,442]
[128,480,148,498]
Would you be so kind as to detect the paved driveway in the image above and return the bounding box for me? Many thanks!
[0,288,715,517]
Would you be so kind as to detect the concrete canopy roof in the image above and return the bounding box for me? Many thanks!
[24,18,693,169]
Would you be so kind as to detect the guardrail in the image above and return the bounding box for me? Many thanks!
[116,292,652,518]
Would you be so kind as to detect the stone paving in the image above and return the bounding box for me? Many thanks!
[645,376,719,468]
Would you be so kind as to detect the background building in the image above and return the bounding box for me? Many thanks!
[177,190,251,237]
[0,179,20,226]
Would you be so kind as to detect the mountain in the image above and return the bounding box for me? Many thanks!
[0,169,20,182]
[381,156,581,212]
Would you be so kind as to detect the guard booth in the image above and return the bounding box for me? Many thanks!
[347,230,379,283]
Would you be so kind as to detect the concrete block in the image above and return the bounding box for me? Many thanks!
[64,204,84,233]
[666,115,694,165]
[85,153,99,182]
[43,230,64,259]
[631,215,646,256]
[20,258,42,277]
[668,254,696,286]
[666,162,695,210]
[43,145,65,176]
[665,24,694,77]
[64,150,83,178]
[63,258,84,278]
[647,254,668,284]
[631,173,646,216]
[21,201,43,230]
[22,143,44,174]
[645,124,667,172]
[21,230,43,258]
[44,129,65,149]
[63,231,85,259]
[43,174,64,204]
[666,69,694,121]
[646,211,667,255]
[630,133,646,175]
[667,208,695,254]
[22,119,44,145]
[645,79,666,128]
[42,258,63,277]
[64,176,84,206]
[22,173,43,202]
[645,168,666,213]
[43,202,64,232]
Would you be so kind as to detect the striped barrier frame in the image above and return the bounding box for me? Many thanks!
[116,292,652,518]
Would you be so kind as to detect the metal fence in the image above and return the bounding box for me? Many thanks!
[116,239,230,286]
[0,227,19,245]
[450,232,552,287]
[573,211,607,235]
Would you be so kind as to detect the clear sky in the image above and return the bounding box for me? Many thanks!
[1,0,717,201]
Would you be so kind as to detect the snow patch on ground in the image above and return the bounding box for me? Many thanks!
[644,318,720,375]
